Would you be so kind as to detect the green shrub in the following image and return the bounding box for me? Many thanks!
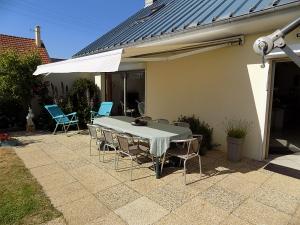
[177,115,213,150]
[0,50,43,129]
[68,78,100,127]
[223,118,252,139]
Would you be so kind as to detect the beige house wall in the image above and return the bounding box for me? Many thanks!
[145,31,299,160]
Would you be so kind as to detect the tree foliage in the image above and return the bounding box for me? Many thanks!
[0,50,43,128]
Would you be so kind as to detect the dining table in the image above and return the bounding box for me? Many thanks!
[93,116,192,178]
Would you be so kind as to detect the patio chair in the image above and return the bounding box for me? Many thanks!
[161,136,202,184]
[137,101,145,116]
[153,119,169,124]
[102,128,119,166]
[90,102,113,122]
[116,133,147,181]
[44,104,79,135]
[173,121,190,128]
[120,101,135,117]
[87,124,104,156]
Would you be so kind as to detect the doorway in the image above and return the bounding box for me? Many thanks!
[105,70,145,116]
[268,61,300,156]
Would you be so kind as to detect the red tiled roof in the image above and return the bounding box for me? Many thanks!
[0,34,51,64]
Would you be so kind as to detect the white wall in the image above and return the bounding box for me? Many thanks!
[145,31,299,160]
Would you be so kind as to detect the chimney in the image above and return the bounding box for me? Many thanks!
[145,0,156,7]
[35,25,41,47]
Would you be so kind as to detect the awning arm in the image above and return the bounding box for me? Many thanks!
[253,17,300,68]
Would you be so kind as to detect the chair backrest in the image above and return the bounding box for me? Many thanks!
[153,119,169,124]
[87,124,102,139]
[191,135,203,154]
[173,121,190,128]
[102,128,115,145]
[98,102,113,116]
[44,104,69,123]
[185,138,200,155]
[116,134,132,153]
[137,102,145,116]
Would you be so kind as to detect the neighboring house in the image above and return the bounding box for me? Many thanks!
[0,27,51,64]
[34,0,300,161]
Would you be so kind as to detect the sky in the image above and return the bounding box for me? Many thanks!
[0,0,144,59]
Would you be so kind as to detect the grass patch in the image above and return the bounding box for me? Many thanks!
[0,148,62,225]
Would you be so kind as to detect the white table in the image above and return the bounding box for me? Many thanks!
[93,116,192,178]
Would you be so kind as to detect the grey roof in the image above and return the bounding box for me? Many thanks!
[73,0,300,57]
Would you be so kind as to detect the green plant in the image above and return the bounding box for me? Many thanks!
[0,50,43,128]
[177,115,213,150]
[69,78,100,127]
[223,118,251,139]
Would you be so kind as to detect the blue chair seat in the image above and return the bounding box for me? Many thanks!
[45,105,79,134]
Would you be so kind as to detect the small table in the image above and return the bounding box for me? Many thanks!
[93,116,192,178]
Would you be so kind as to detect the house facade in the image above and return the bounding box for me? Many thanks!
[34,0,300,160]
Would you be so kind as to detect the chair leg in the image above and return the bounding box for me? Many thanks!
[53,124,59,135]
[89,139,92,156]
[130,156,134,181]
[102,144,106,162]
[160,153,166,174]
[116,152,120,170]
[183,159,188,185]
[198,155,202,179]
[76,123,80,131]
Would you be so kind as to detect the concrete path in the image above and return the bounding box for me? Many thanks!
[12,131,300,225]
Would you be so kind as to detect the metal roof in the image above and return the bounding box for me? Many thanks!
[73,0,300,57]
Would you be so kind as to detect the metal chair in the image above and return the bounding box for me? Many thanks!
[116,133,147,181]
[161,136,203,184]
[137,101,145,116]
[44,104,79,134]
[102,128,118,166]
[87,124,104,156]
[173,121,190,128]
[120,101,135,117]
[90,102,113,122]
[153,119,169,124]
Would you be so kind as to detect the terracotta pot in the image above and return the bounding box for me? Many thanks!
[227,136,244,162]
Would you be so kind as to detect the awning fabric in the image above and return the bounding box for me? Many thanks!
[33,49,123,75]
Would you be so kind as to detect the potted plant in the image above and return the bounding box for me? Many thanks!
[224,119,251,162]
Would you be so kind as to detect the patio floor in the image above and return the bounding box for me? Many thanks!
[9,131,300,225]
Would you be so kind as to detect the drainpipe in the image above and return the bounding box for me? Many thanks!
[123,72,127,116]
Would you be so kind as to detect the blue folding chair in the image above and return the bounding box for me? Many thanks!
[44,104,79,134]
[90,102,113,122]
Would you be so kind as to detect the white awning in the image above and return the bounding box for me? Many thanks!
[33,49,123,75]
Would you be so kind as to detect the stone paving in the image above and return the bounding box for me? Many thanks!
[11,131,300,225]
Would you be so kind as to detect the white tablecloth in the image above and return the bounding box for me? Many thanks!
[93,116,192,157]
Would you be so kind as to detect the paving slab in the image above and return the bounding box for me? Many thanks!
[262,173,300,199]
[173,196,229,225]
[200,185,246,212]
[37,171,76,191]
[146,180,199,211]
[58,195,111,225]
[252,186,299,215]
[69,164,120,193]
[29,163,65,179]
[218,174,260,197]
[115,197,168,225]
[220,215,252,225]
[46,182,91,207]
[153,213,190,225]
[86,212,127,225]
[233,199,291,225]
[96,183,141,210]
